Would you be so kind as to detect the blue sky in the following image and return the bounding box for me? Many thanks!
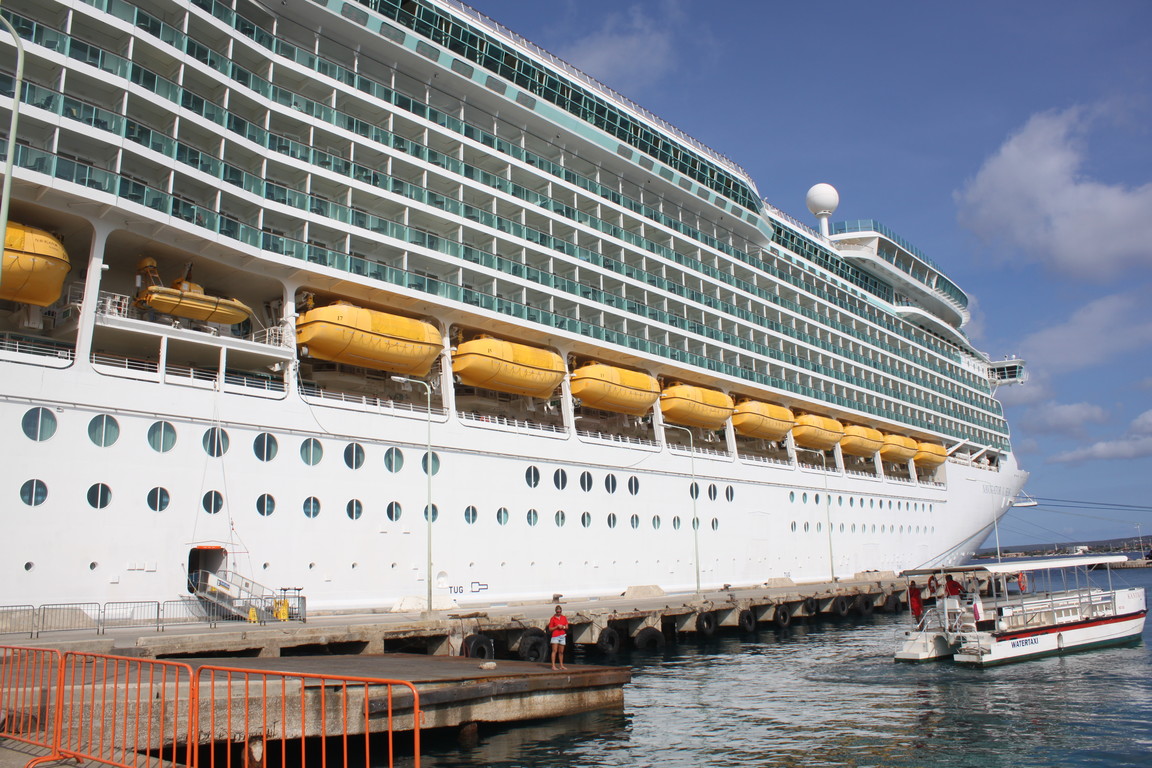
[472,0,1152,546]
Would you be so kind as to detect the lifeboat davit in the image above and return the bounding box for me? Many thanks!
[840,425,884,457]
[1,223,70,306]
[659,383,734,430]
[570,363,660,416]
[296,302,442,376]
[914,442,948,466]
[453,336,565,398]
[134,258,252,324]
[791,414,845,451]
[732,400,795,440]
[879,434,918,463]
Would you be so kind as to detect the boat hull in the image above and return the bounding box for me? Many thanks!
[296,304,442,375]
[136,286,253,325]
[953,611,1147,666]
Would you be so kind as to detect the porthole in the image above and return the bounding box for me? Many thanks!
[627,476,640,495]
[837,495,843,507]
[851,523,857,533]
[869,498,875,509]
[344,443,365,469]
[897,502,902,511]
[526,508,538,526]
[525,466,540,487]
[421,451,441,476]
[802,492,808,504]
[652,515,661,530]
[604,474,617,493]
[839,523,845,532]
[346,499,363,520]
[689,482,699,500]
[711,518,718,531]
[554,510,566,527]
[89,562,98,571]
[708,484,717,501]
[803,521,810,532]
[580,511,591,528]
[580,471,593,491]
[816,522,822,532]
[256,494,275,516]
[21,407,56,441]
[87,414,119,447]
[789,491,796,503]
[148,421,177,453]
[692,517,700,531]
[872,524,877,533]
[23,562,33,572]
[87,483,112,509]
[673,516,681,530]
[146,487,169,512]
[881,524,886,533]
[300,438,323,466]
[859,497,864,508]
[202,427,229,457]
[607,512,617,528]
[899,525,904,534]
[384,447,404,473]
[303,497,321,518]
[815,493,821,505]
[553,468,568,489]
[19,479,47,506]
[202,490,223,515]
[496,507,509,525]
[425,504,439,522]
[386,501,402,521]
[465,505,478,525]
[849,497,855,508]
[790,521,797,532]
[630,514,640,529]
[725,486,734,502]
[253,432,277,461]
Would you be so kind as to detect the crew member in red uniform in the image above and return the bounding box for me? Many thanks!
[547,605,569,671]
[944,575,965,597]
[908,580,924,622]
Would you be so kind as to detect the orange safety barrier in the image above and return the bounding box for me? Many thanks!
[44,652,196,768]
[196,665,421,768]
[0,646,62,753]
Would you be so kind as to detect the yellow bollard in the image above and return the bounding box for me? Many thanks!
[248,606,258,623]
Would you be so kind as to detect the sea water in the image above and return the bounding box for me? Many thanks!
[415,566,1152,767]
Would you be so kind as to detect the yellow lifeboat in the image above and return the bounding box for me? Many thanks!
[452,336,565,398]
[840,425,884,457]
[1,222,70,306]
[791,414,845,451]
[914,442,948,466]
[879,434,918,463]
[296,302,442,376]
[659,383,734,430]
[570,363,660,416]
[134,258,252,324]
[732,400,794,440]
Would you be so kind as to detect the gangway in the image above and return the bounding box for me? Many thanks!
[191,570,302,623]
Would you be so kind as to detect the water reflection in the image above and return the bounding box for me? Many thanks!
[413,569,1152,767]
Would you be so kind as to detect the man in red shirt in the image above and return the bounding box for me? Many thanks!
[547,605,568,670]
[908,580,924,622]
[944,575,964,597]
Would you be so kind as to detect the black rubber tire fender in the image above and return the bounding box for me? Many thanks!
[802,597,817,617]
[882,593,901,613]
[632,626,666,651]
[831,596,851,617]
[695,611,717,636]
[595,626,622,654]
[854,594,875,616]
[738,608,756,632]
[463,633,495,659]
[773,603,792,628]
[518,628,549,662]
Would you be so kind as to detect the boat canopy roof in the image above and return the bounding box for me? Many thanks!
[902,555,1130,577]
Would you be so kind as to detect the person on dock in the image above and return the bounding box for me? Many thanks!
[908,580,924,623]
[548,605,569,670]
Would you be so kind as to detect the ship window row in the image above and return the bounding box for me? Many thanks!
[0,22,976,391]
[790,520,936,536]
[9,1,974,378]
[53,0,970,371]
[788,490,934,514]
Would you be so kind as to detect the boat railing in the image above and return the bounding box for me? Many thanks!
[797,460,838,472]
[460,410,568,436]
[738,453,793,467]
[669,443,731,459]
[91,351,160,375]
[301,385,448,419]
[574,427,660,448]
[0,332,75,360]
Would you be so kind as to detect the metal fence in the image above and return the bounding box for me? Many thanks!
[0,646,61,752]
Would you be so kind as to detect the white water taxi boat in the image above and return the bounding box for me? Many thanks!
[895,556,1147,666]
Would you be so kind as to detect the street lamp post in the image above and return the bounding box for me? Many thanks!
[392,375,433,615]
[0,11,27,295]
[664,423,700,595]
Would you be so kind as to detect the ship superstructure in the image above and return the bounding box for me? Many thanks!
[1,0,1027,610]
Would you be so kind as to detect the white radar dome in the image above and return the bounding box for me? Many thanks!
[806,183,839,217]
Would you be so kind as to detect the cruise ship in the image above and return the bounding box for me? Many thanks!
[1,0,1028,612]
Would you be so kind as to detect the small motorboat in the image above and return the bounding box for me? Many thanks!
[134,258,253,325]
[895,555,1146,666]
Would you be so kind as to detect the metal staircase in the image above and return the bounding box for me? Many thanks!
[191,570,295,623]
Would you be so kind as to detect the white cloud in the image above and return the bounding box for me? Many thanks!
[1050,409,1152,463]
[554,4,684,95]
[1015,291,1152,375]
[1019,400,1108,438]
[956,107,1152,279]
